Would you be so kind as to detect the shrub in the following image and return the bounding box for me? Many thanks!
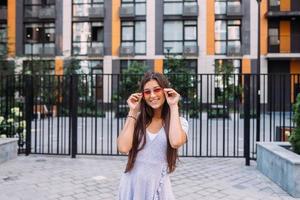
[289,93,300,154]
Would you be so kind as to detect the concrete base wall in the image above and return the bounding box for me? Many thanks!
[257,142,300,198]
[0,138,18,164]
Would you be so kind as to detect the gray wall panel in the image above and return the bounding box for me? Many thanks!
[146,59,154,71]
[242,0,251,55]
[104,0,112,56]
[16,0,23,56]
[56,0,63,55]
[155,0,163,55]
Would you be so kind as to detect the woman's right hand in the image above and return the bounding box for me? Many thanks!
[127,93,142,113]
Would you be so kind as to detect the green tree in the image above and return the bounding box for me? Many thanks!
[290,93,300,154]
[164,57,199,117]
[114,61,147,117]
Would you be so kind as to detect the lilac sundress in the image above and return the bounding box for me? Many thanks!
[118,117,188,200]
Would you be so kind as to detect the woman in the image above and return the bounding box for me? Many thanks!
[117,72,188,200]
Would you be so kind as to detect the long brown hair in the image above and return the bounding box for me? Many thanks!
[125,72,178,173]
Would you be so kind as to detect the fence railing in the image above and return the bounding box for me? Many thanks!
[0,74,298,164]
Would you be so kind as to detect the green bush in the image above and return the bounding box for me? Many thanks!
[289,94,300,154]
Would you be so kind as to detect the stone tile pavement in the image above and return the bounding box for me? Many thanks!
[0,155,299,200]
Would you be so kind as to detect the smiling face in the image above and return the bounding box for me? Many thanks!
[143,79,166,110]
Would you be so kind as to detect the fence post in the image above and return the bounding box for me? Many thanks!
[244,74,250,166]
[70,75,78,158]
[25,75,33,156]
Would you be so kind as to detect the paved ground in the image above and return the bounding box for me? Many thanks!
[0,155,299,200]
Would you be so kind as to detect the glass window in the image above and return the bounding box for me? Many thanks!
[269,28,279,45]
[121,21,146,55]
[215,1,226,14]
[72,22,104,55]
[24,0,55,18]
[269,0,280,6]
[121,0,146,16]
[24,23,55,55]
[73,0,104,17]
[163,20,197,54]
[215,20,241,55]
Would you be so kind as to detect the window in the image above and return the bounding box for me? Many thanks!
[24,0,55,18]
[215,0,241,15]
[73,22,104,55]
[0,0,7,7]
[73,0,104,17]
[215,20,241,55]
[164,20,197,54]
[120,60,147,73]
[164,0,197,15]
[269,0,280,7]
[24,23,55,55]
[215,0,226,15]
[121,21,146,55]
[269,28,279,45]
[0,24,7,55]
[23,60,55,75]
[121,0,146,16]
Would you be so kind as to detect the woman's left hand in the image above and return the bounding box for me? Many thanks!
[163,88,180,107]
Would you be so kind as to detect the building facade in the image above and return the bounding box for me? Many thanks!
[0,0,299,79]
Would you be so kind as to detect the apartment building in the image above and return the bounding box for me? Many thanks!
[0,0,299,81]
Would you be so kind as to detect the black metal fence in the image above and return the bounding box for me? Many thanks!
[0,73,298,164]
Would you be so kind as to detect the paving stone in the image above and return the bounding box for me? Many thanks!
[0,155,299,199]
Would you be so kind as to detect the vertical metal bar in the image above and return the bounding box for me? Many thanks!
[244,75,251,166]
[25,75,33,156]
[71,75,78,158]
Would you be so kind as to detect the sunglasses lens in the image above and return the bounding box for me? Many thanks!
[154,88,162,93]
[143,91,151,96]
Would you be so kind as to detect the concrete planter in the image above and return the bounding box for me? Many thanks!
[0,138,18,164]
[257,142,300,198]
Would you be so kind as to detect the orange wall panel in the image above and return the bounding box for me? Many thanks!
[280,0,291,11]
[261,0,268,55]
[154,59,163,73]
[242,59,251,74]
[55,58,64,75]
[7,0,16,57]
[207,0,215,55]
[112,0,121,56]
[280,21,291,53]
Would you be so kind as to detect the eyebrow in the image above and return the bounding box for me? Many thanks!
[143,86,161,91]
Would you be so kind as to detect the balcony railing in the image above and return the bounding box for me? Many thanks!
[0,7,7,20]
[182,4,198,17]
[268,35,300,53]
[87,46,104,56]
[25,6,55,19]
[183,45,198,56]
[227,42,241,56]
[88,6,105,18]
[39,6,56,19]
[227,3,243,16]
[119,5,135,18]
[119,45,134,56]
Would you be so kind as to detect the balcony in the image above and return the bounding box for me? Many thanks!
[182,4,198,17]
[87,46,104,56]
[268,35,300,54]
[88,6,105,18]
[227,43,241,56]
[267,11,300,19]
[39,6,56,19]
[183,45,198,56]
[0,7,7,20]
[119,5,135,18]
[227,3,243,16]
[119,45,134,56]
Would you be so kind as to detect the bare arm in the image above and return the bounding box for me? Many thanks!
[164,88,187,149]
[117,93,142,153]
